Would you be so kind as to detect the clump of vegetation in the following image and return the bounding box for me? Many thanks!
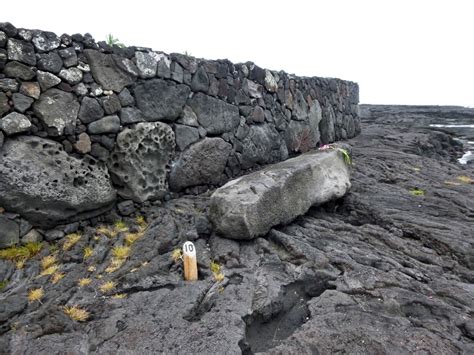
[124,233,141,246]
[106,34,125,48]
[0,242,43,267]
[112,293,127,299]
[99,281,117,294]
[409,188,425,196]
[0,280,8,290]
[63,305,90,322]
[83,246,94,260]
[87,265,96,273]
[96,225,118,238]
[51,272,65,284]
[113,245,130,260]
[210,260,225,282]
[337,148,352,166]
[171,248,183,262]
[78,278,92,287]
[41,255,57,270]
[40,264,59,277]
[457,175,473,184]
[28,287,44,303]
[105,258,124,274]
[114,220,128,233]
[63,233,81,251]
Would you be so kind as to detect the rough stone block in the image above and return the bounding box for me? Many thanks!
[209,149,351,240]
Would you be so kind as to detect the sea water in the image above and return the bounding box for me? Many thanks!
[429,123,474,164]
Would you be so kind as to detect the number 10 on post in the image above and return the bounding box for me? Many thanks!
[183,241,198,281]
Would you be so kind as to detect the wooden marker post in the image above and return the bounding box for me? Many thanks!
[183,241,198,281]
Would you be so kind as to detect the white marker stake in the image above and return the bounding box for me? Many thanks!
[183,241,198,281]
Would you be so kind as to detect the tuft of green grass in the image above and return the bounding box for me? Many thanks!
[99,281,117,294]
[41,255,57,270]
[28,287,44,303]
[78,278,92,287]
[96,225,117,238]
[24,242,43,256]
[83,246,94,260]
[124,233,141,246]
[171,248,182,262]
[51,272,65,284]
[0,280,8,290]
[210,260,221,274]
[106,34,125,48]
[0,246,30,261]
[112,246,130,260]
[114,221,128,233]
[409,188,425,196]
[337,148,352,166]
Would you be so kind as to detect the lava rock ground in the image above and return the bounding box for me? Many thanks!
[0,108,473,354]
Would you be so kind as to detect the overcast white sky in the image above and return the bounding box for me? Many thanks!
[4,0,474,107]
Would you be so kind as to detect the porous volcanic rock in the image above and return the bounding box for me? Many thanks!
[0,136,116,227]
[108,122,175,202]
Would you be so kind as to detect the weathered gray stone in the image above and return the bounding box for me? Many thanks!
[169,137,232,191]
[33,89,80,135]
[171,62,184,83]
[73,83,88,96]
[0,31,6,48]
[58,47,78,67]
[0,215,19,248]
[37,70,61,91]
[264,70,278,92]
[320,105,336,144]
[0,78,19,92]
[157,58,171,78]
[21,229,42,244]
[4,61,35,80]
[0,132,3,148]
[59,68,83,85]
[0,22,17,37]
[0,48,7,70]
[177,105,199,127]
[244,79,263,98]
[248,106,265,123]
[7,39,36,66]
[120,107,144,125]
[37,52,62,73]
[117,200,135,216]
[174,124,200,151]
[210,148,351,240]
[78,97,104,124]
[85,50,137,92]
[118,88,134,107]
[90,143,110,162]
[191,66,209,92]
[135,51,159,78]
[188,93,240,134]
[12,93,34,113]
[32,31,60,51]
[0,92,10,117]
[239,124,287,169]
[0,136,116,227]
[0,112,31,135]
[20,82,41,99]
[74,132,91,154]
[134,79,190,121]
[108,122,175,202]
[102,94,121,115]
[88,115,120,134]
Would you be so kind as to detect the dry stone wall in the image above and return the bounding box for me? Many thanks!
[0,22,360,236]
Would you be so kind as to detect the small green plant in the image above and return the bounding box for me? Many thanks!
[105,34,125,48]
[25,242,43,256]
[337,148,352,166]
[114,220,129,233]
[210,261,225,282]
[99,280,117,294]
[112,246,130,260]
[409,188,425,196]
[51,272,65,284]
[83,246,94,260]
[171,248,183,263]
[28,287,44,303]
[78,278,92,287]
[184,50,192,56]
[0,280,8,290]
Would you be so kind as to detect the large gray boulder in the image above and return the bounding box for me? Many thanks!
[85,49,137,92]
[210,148,351,240]
[169,137,232,191]
[33,89,80,135]
[0,215,19,248]
[188,93,240,134]
[0,136,116,227]
[108,122,175,202]
[134,79,190,122]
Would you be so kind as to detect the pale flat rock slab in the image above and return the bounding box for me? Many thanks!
[209,149,351,240]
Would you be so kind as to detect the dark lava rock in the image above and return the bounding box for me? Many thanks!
[87,115,120,134]
[12,93,34,113]
[37,71,61,91]
[37,52,63,74]
[0,215,19,248]
[117,200,135,216]
[134,79,190,122]
[0,92,10,116]
[78,97,104,124]
[0,136,116,227]
[7,38,36,66]
[4,61,35,80]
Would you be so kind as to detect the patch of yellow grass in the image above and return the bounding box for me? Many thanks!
[40,264,59,276]
[28,287,44,303]
[112,246,130,260]
[0,246,30,261]
[15,259,26,269]
[41,255,57,270]
[114,220,128,233]
[135,215,146,226]
[63,233,81,251]
[457,175,474,184]
[63,305,89,322]
[210,260,221,274]
[99,281,116,293]
[213,272,225,282]
[83,247,94,260]
[24,242,42,256]
[171,249,182,262]
[96,225,117,238]
[124,233,141,246]
[78,278,92,287]
[87,265,96,273]
[105,258,124,273]
[51,272,65,284]
[112,293,127,299]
